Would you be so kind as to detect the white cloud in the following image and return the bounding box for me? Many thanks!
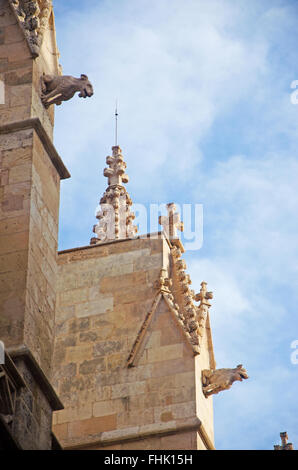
[52,0,298,450]
[54,0,269,197]
[199,153,298,284]
[184,151,298,448]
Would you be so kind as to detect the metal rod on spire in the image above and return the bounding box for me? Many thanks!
[115,99,118,146]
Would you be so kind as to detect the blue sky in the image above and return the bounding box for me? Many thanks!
[52,0,298,450]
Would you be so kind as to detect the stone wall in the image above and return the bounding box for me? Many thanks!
[0,0,61,376]
[0,0,66,450]
[0,126,32,349]
[52,237,214,449]
[0,124,61,377]
[25,129,60,375]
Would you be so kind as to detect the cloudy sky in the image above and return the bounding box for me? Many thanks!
[53,0,298,450]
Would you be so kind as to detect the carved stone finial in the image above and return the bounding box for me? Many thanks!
[91,146,138,245]
[40,73,94,108]
[195,281,213,305]
[159,203,184,240]
[103,147,129,187]
[274,432,294,450]
[202,364,249,397]
[195,281,213,337]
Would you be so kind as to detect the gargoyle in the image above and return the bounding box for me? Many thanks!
[202,364,248,397]
[40,73,94,108]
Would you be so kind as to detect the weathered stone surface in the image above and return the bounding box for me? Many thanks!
[1,355,62,450]
[79,357,106,375]
[0,0,66,387]
[67,414,117,439]
[52,236,216,450]
[57,403,92,425]
[4,69,32,86]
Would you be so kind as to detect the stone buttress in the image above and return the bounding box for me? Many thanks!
[0,0,67,449]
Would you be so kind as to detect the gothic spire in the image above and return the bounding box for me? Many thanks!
[90,145,138,245]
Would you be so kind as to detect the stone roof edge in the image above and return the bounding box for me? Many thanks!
[61,416,204,450]
[57,232,165,256]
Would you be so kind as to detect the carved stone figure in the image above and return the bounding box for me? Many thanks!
[11,0,42,54]
[202,364,248,397]
[40,73,94,108]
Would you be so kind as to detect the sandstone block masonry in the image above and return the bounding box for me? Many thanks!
[0,0,68,377]
[0,0,67,449]
[0,125,66,376]
[52,237,215,450]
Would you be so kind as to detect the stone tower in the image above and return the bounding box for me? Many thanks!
[0,0,68,449]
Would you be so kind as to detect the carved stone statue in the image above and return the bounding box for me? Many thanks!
[40,73,94,108]
[202,364,248,397]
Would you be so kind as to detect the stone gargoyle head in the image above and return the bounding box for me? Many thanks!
[233,364,249,382]
[41,73,94,108]
[78,74,94,98]
[202,364,249,397]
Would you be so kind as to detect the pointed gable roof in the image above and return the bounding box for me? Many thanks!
[127,264,216,369]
